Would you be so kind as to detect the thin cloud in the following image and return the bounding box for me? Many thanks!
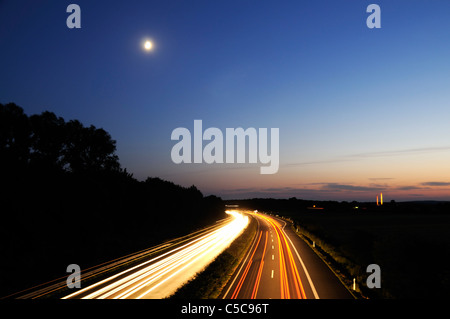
[219,185,346,200]
[421,182,450,187]
[284,146,450,167]
[284,158,353,167]
[321,183,384,192]
[395,185,426,191]
[351,146,450,158]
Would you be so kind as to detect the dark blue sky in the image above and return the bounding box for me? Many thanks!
[2,1,450,201]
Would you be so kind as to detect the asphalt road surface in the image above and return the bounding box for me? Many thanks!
[221,212,354,299]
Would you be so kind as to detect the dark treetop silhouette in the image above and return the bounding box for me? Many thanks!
[0,103,224,297]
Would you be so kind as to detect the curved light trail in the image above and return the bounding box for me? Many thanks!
[258,213,306,299]
[226,212,315,299]
[62,210,248,299]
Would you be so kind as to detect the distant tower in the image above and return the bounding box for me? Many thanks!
[376,193,383,206]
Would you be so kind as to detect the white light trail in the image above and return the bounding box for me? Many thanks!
[62,210,248,299]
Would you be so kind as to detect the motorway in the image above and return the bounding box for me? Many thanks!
[222,212,354,299]
[6,210,353,300]
[61,211,248,299]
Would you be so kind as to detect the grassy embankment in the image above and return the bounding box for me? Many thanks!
[287,210,450,299]
[169,213,257,299]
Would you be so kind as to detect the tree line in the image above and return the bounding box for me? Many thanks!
[0,102,225,297]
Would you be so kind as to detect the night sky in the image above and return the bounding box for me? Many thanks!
[1,0,450,201]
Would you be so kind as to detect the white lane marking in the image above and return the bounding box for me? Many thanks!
[271,270,274,279]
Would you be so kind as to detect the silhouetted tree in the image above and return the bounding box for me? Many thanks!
[63,120,120,173]
[29,111,66,172]
[0,102,225,297]
[0,103,31,173]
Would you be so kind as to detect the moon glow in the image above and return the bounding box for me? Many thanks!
[144,40,153,51]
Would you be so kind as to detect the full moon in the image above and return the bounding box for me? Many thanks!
[144,40,153,51]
